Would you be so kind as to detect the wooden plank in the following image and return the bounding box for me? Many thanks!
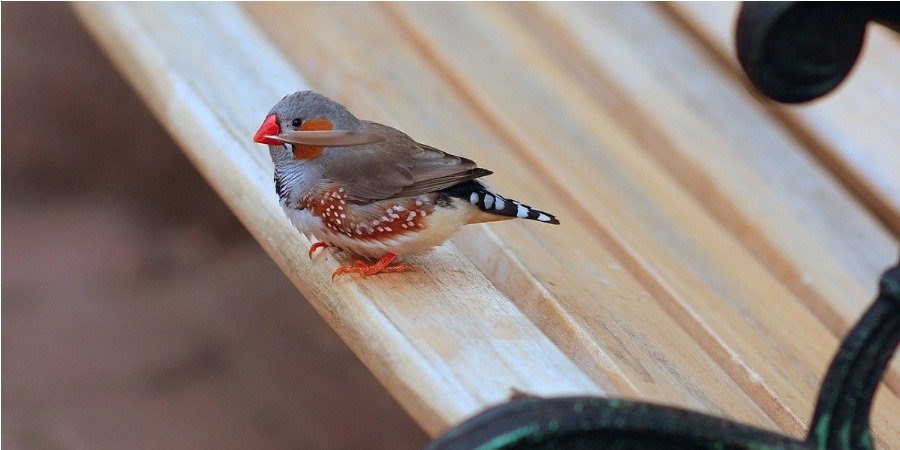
[663,0,900,400]
[519,2,899,441]
[72,2,605,437]
[243,1,900,442]
[74,1,900,445]
[399,4,893,442]
[548,1,900,342]
[241,1,781,433]
[531,0,900,388]
[666,2,900,235]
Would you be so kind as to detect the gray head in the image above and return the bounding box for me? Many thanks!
[273,91,358,128]
[253,91,360,147]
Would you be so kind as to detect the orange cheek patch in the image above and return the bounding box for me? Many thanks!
[299,118,333,131]
[292,118,333,160]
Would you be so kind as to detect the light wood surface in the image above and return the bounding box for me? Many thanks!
[668,2,900,236]
[76,1,900,445]
[73,3,605,437]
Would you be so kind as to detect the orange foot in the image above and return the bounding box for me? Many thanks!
[308,241,334,258]
[332,253,412,280]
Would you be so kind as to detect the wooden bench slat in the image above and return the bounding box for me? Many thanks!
[242,2,781,432]
[527,3,900,442]
[73,2,605,437]
[246,2,900,443]
[666,1,900,234]
[74,1,900,445]
[553,1,900,402]
[547,1,898,342]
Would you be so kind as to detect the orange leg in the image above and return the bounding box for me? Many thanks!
[308,241,333,258]
[332,253,413,280]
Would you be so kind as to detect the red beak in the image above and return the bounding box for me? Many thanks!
[253,114,280,145]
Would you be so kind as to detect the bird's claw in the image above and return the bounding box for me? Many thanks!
[331,253,412,280]
[309,241,332,258]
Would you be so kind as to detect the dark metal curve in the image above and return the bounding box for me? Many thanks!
[735,2,900,103]
[426,260,900,450]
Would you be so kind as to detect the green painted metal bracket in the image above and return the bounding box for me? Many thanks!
[427,260,900,449]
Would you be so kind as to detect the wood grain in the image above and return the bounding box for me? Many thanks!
[542,0,900,391]
[666,2,900,234]
[243,0,788,433]
[244,1,900,443]
[76,1,900,446]
[73,2,604,437]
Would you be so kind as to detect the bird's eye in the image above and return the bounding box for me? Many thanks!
[291,118,303,128]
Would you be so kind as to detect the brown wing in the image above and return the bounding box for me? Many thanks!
[317,121,492,204]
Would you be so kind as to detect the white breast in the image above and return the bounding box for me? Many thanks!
[282,197,474,259]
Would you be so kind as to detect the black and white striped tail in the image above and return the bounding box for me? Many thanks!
[442,180,560,224]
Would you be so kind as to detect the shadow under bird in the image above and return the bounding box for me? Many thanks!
[253,91,558,278]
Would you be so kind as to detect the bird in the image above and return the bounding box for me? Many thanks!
[252,90,559,278]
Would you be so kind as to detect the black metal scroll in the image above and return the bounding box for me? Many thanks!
[735,2,900,103]
[427,262,899,450]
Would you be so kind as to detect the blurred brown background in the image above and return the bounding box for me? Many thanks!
[2,3,428,449]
